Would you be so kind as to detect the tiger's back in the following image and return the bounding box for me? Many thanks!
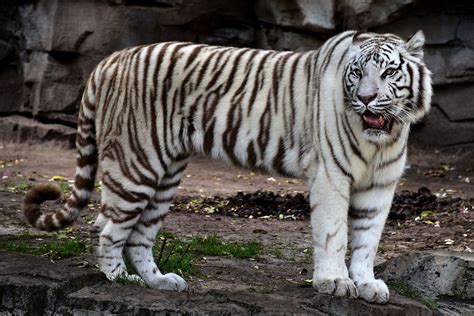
[95,43,319,178]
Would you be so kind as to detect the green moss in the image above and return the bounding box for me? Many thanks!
[388,281,439,310]
[249,286,273,294]
[420,297,439,310]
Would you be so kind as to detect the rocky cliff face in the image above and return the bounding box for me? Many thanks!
[1,0,473,149]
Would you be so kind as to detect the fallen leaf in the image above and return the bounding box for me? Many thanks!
[52,175,67,181]
[444,239,454,245]
[420,210,435,219]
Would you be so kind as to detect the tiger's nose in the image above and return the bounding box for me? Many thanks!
[357,93,377,105]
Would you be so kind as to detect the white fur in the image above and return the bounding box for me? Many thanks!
[85,31,431,302]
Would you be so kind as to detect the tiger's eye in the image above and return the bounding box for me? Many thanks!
[354,69,362,77]
[382,68,396,77]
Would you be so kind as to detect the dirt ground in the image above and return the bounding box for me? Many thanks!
[0,143,472,302]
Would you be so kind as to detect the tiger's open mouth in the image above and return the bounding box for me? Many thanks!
[361,110,393,132]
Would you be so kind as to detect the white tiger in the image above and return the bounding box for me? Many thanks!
[24,30,432,303]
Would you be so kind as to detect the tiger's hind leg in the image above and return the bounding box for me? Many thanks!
[124,158,189,291]
[97,170,153,283]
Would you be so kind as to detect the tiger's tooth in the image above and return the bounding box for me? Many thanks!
[378,116,385,125]
[363,115,368,123]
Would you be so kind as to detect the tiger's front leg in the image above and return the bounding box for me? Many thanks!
[348,184,396,304]
[310,168,358,299]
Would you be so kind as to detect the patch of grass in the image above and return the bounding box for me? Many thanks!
[155,236,198,278]
[159,230,177,239]
[287,247,298,262]
[154,232,262,278]
[269,247,284,259]
[0,238,91,260]
[420,297,439,310]
[191,235,261,259]
[13,232,38,240]
[114,273,147,287]
[249,286,273,294]
[388,281,439,310]
[4,179,30,193]
[57,180,71,193]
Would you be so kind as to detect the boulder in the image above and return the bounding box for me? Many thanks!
[433,83,474,122]
[193,21,255,48]
[376,251,474,301]
[425,46,474,86]
[372,14,460,45]
[20,0,255,56]
[457,17,474,49]
[257,26,325,52]
[0,65,23,114]
[0,115,76,148]
[21,51,94,116]
[410,106,474,148]
[339,0,415,29]
[255,0,337,33]
[0,40,14,62]
[20,0,161,55]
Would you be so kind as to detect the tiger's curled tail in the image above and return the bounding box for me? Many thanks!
[24,75,99,232]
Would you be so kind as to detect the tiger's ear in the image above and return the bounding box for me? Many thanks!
[406,30,425,59]
[352,31,371,45]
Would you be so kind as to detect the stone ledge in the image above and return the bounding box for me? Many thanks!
[0,251,438,315]
[0,115,76,148]
[0,251,105,315]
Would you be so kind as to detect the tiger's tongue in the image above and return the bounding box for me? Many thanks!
[364,114,384,128]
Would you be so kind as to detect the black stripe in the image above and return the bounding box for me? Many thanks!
[416,64,425,110]
[158,180,181,191]
[324,128,354,182]
[377,144,406,169]
[340,114,366,164]
[349,208,380,220]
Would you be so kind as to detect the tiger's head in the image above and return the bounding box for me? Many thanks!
[343,30,432,143]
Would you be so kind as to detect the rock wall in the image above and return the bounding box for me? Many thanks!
[1,0,473,149]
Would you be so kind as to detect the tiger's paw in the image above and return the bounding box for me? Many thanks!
[148,273,187,292]
[356,279,389,304]
[313,277,358,299]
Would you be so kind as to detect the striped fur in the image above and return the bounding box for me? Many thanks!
[24,30,432,302]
